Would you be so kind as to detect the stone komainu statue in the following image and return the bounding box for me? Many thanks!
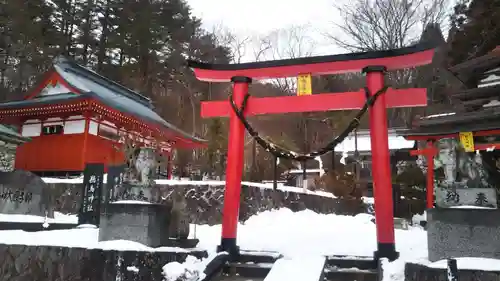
[134,148,158,186]
[122,137,163,186]
[168,190,190,239]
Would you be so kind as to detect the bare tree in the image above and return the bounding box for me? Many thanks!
[211,23,251,64]
[254,24,317,92]
[326,0,452,52]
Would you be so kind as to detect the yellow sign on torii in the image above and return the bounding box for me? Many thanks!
[459,131,475,152]
[297,73,312,96]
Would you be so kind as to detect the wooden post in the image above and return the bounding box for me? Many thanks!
[364,66,398,261]
[217,76,251,257]
[426,140,435,209]
[81,111,91,170]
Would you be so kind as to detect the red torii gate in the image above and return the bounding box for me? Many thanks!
[187,43,436,261]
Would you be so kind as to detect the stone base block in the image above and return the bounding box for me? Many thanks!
[166,238,199,248]
[427,208,500,261]
[0,243,207,281]
[405,262,500,281]
[99,202,173,247]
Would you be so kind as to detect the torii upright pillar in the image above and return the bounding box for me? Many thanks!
[364,66,397,260]
[187,42,436,261]
[217,76,252,255]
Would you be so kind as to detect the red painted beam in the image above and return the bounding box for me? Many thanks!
[201,88,427,118]
[411,143,500,156]
[425,141,435,209]
[188,45,435,82]
[405,129,500,141]
[410,147,438,156]
[475,143,500,151]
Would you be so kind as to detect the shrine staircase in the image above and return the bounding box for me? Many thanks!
[202,251,380,281]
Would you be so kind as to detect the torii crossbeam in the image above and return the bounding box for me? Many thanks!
[188,42,435,262]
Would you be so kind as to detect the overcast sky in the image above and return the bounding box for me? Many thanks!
[186,0,346,61]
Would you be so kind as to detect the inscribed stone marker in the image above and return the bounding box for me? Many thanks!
[0,170,51,217]
[78,163,104,225]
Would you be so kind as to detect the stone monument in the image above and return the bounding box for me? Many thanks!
[78,163,105,226]
[433,138,497,208]
[427,138,500,261]
[99,146,193,247]
[0,170,52,217]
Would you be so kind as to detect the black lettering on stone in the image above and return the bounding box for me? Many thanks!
[475,192,488,206]
[446,190,460,203]
[0,188,33,204]
[24,192,32,203]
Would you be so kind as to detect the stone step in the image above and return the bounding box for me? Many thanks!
[220,255,379,281]
[324,267,378,281]
[239,251,282,264]
[223,262,273,279]
[326,255,377,270]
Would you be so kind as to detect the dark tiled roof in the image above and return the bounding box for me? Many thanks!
[401,106,500,136]
[0,125,29,145]
[0,57,206,145]
[0,93,85,109]
[53,58,205,144]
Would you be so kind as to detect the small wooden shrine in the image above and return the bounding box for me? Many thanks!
[0,57,206,177]
[399,46,500,262]
[400,46,500,208]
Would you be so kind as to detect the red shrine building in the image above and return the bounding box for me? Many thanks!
[0,57,206,177]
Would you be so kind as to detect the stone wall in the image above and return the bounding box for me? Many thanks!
[427,208,500,261]
[46,182,366,225]
[0,244,206,281]
[405,262,500,281]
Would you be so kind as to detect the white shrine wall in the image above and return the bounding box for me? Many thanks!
[20,115,171,151]
[21,116,86,137]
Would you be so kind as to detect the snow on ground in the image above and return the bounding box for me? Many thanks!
[0,211,78,224]
[191,209,429,281]
[42,177,336,198]
[0,208,499,280]
[0,208,424,280]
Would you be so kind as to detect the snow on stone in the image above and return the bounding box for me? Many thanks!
[127,266,139,273]
[428,257,500,271]
[76,224,97,229]
[411,211,427,225]
[163,255,206,281]
[0,211,78,224]
[42,177,336,198]
[449,205,496,209]
[286,169,323,174]
[111,200,152,205]
[422,112,456,119]
[241,250,282,258]
[263,256,326,281]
